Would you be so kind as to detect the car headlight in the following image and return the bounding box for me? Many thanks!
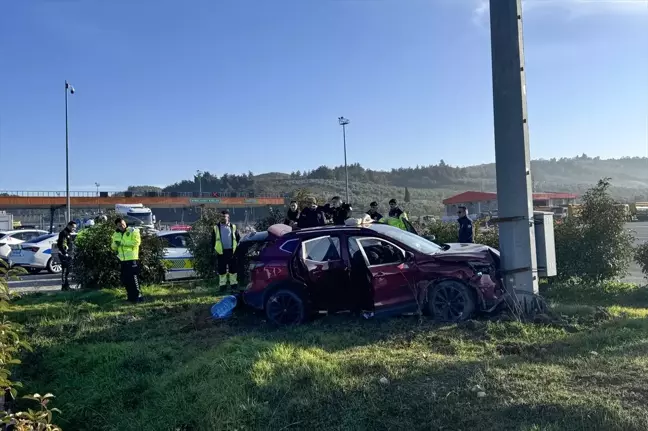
[468,261,493,276]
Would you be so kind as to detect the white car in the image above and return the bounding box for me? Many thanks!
[0,229,48,260]
[158,230,195,280]
[10,233,62,274]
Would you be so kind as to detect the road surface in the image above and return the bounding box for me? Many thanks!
[626,221,648,284]
[8,272,61,293]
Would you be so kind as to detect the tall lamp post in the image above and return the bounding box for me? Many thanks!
[196,170,203,195]
[338,117,350,203]
[65,81,75,222]
[95,182,100,214]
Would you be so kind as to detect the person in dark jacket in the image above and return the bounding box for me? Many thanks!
[457,206,474,243]
[284,201,300,227]
[366,201,383,222]
[57,221,77,291]
[329,196,352,225]
[298,197,326,229]
[388,199,404,218]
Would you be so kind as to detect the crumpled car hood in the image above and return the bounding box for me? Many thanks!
[441,243,498,256]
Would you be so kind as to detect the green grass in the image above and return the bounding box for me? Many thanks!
[9,282,648,430]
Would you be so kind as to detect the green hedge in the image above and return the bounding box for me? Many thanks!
[73,216,166,289]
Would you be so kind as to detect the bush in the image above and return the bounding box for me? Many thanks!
[554,178,634,281]
[634,242,648,280]
[254,207,284,232]
[1,260,62,430]
[423,220,458,244]
[73,216,166,289]
[474,221,499,249]
[187,209,221,280]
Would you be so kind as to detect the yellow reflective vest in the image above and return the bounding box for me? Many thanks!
[213,224,238,255]
[380,210,408,229]
[111,227,142,261]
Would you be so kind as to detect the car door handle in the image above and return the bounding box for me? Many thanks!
[375,272,385,277]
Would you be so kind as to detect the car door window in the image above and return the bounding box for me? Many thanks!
[163,234,189,248]
[302,236,341,262]
[10,232,27,241]
[356,237,404,267]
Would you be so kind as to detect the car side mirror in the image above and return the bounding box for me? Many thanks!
[405,251,415,262]
[424,235,436,241]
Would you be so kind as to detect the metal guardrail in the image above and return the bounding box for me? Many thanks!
[0,191,289,198]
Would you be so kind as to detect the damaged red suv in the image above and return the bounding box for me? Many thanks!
[237,223,505,325]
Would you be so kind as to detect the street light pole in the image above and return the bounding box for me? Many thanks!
[196,170,203,195]
[338,117,350,203]
[95,182,100,214]
[64,81,75,222]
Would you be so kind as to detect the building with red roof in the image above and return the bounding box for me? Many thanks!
[442,191,577,217]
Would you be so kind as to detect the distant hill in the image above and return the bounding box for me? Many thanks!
[130,155,648,216]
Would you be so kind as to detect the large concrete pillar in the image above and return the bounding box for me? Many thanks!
[489,0,539,308]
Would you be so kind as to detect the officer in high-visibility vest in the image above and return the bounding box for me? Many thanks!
[111,217,143,303]
[211,210,241,288]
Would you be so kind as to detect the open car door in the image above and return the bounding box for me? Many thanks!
[297,235,350,313]
[351,236,418,316]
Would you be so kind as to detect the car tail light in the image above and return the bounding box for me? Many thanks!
[25,246,40,253]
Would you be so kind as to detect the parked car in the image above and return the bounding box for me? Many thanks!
[156,230,265,281]
[9,233,62,274]
[158,230,195,280]
[237,223,505,325]
[0,229,48,260]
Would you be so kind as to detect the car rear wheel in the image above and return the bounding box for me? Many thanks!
[427,280,476,322]
[265,289,307,326]
[47,257,62,274]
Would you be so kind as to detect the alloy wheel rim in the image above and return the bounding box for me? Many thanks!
[433,285,466,321]
[268,293,302,325]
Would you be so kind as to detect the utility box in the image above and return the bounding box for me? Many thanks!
[0,212,14,231]
[533,211,557,277]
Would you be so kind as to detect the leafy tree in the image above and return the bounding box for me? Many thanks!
[127,185,163,194]
[254,207,285,232]
[73,216,166,289]
[554,178,634,281]
[1,261,62,430]
[187,209,221,280]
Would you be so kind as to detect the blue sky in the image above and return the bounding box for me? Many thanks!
[1,0,647,191]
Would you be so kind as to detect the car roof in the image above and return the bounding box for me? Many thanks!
[0,229,47,235]
[157,230,188,236]
[284,225,375,239]
[24,233,57,243]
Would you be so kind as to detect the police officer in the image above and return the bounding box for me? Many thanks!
[284,201,300,227]
[211,210,241,289]
[388,199,408,220]
[457,206,474,243]
[57,221,77,291]
[329,196,352,225]
[111,217,143,303]
[366,201,383,222]
[298,197,326,228]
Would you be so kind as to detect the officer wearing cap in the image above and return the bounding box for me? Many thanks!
[366,201,383,222]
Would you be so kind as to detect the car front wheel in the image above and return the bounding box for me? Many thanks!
[427,280,476,322]
[265,289,307,326]
[47,257,62,274]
